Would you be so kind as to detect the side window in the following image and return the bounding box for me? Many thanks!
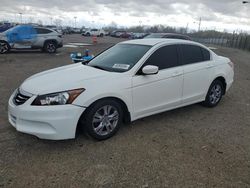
[201,47,211,61]
[180,44,204,65]
[144,45,179,70]
[35,28,52,34]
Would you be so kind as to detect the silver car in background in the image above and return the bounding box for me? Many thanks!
[0,25,63,54]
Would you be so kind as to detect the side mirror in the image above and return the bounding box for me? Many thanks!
[142,65,159,75]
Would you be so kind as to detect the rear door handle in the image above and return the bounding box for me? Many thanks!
[206,64,213,69]
[172,71,182,77]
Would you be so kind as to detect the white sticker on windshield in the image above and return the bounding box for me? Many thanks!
[112,64,130,70]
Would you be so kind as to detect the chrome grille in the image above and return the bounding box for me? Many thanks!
[13,90,30,105]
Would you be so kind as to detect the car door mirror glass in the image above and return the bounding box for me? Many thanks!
[142,65,159,75]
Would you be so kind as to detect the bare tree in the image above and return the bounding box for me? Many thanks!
[37,19,43,26]
[54,19,62,27]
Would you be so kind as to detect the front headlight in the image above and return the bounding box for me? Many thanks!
[31,89,85,106]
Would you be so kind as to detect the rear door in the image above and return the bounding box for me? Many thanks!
[180,44,213,104]
[33,28,53,47]
[132,45,184,118]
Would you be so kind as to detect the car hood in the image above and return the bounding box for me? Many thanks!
[20,64,109,95]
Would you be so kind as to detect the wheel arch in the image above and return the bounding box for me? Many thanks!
[210,76,227,95]
[0,40,11,50]
[0,40,9,44]
[43,39,58,48]
[75,96,131,137]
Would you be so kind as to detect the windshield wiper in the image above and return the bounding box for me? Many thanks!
[89,65,108,71]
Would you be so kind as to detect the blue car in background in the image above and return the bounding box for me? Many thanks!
[0,25,63,54]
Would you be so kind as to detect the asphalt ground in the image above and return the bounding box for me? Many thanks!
[0,35,249,188]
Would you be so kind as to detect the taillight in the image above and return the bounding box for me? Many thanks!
[228,61,234,70]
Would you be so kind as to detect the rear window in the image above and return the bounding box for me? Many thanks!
[201,48,211,61]
[35,28,52,34]
[180,44,204,64]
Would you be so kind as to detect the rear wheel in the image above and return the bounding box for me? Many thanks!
[44,41,57,53]
[82,99,123,140]
[0,41,10,54]
[203,80,224,107]
[100,33,104,37]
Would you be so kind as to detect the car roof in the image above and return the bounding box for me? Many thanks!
[121,38,198,47]
[149,33,186,36]
[145,33,191,40]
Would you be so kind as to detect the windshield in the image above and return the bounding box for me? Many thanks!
[88,44,151,72]
[3,25,30,34]
[2,26,16,34]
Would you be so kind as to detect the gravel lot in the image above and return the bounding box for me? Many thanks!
[0,35,250,188]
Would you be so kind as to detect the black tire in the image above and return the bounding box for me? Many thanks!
[86,33,90,37]
[0,41,10,54]
[44,41,57,53]
[82,99,123,140]
[100,33,104,37]
[202,80,224,107]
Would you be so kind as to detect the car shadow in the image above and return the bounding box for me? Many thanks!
[8,49,43,54]
[8,50,63,55]
[10,102,218,148]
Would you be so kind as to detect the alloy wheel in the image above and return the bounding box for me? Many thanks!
[46,43,56,53]
[92,105,119,136]
[209,84,222,105]
[0,42,9,54]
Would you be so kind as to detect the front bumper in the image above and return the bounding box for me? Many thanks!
[8,91,85,140]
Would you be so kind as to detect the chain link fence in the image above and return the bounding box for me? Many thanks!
[192,34,250,51]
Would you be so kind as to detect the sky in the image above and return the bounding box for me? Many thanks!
[0,0,250,32]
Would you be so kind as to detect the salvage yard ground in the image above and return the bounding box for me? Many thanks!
[0,35,250,187]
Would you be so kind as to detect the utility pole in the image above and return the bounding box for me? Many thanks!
[19,13,22,24]
[50,17,53,25]
[186,22,189,33]
[74,16,77,28]
[139,20,142,27]
[198,17,201,32]
[14,13,17,23]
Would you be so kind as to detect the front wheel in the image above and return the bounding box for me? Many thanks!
[0,41,10,54]
[202,80,224,107]
[82,99,123,140]
[44,41,57,53]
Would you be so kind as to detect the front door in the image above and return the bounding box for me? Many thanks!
[132,45,184,119]
[11,25,36,49]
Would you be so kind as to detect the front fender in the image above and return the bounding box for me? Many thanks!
[73,91,133,116]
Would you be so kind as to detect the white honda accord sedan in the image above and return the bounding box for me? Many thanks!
[8,39,234,140]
